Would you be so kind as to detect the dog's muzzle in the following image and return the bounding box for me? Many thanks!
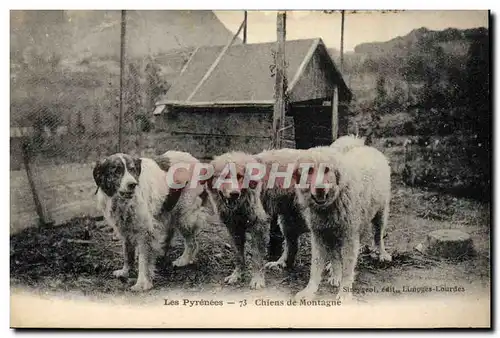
[118,182,137,199]
[219,191,241,209]
[311,189,328,206]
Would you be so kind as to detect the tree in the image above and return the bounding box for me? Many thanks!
[370,75,388,133]
[144,59,169,113]
[463,31,490,186]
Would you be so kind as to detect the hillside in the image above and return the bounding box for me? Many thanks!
[10,10,240,63]
[10,10,240,129]
[354,27,488,55]
[326,26,489,106]
[343,26,487,76]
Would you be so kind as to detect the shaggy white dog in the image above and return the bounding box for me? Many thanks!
[257,137,371,271]
[293,145,392,301]
[93,151,207,291]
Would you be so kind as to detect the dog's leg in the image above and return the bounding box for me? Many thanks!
[131,233,155,292]
[267,214,283,262]
[224,222,246,285]
[161,225,175,257]
[372,201,392,262]
[295,232,327,300]
[113,237,134,278]
[326,249,342,288]
[247,218,269,289]
[265,214,299,271]
[173,219,199,267]
[337,227,361,302]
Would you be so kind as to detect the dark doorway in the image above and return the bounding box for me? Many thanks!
[291,101,333,149]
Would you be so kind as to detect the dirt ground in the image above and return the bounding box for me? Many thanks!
[10,177,491,305]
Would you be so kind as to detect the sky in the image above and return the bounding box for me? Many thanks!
[214,10,489,52]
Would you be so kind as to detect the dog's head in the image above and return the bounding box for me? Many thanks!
[93,153,142,199]
[206,152,263,210]
[293,150,345,209]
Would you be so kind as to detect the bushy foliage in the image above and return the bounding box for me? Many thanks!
[346,27,489,199]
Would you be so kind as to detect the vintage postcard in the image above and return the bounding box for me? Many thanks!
[9,9,491,329]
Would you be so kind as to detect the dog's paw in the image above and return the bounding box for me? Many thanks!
[173,256,193,267]
[294,287,317,301]
[325,262,341,287]
[336,291,354,304]
[264,260,286,271]
[224,270,241,285]
[249,274,266,290]
[113,268,130,278]
[327,275,341,288]
[130,278,153,292]
[378,251,392,263]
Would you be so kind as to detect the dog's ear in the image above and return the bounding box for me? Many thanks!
[291,167,301,187]
[158,188,183,216]
[134,157,142,177]
[334,168,341,186]
[154,156,171,173]
[93,159,108,193]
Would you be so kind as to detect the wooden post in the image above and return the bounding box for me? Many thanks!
[21,142,53,228]
[340,10,345,72]
[332,85,339,140]
[272,11,287,150]
[243,11,248,44]
[118,10,126,153]
[269,11,287,261]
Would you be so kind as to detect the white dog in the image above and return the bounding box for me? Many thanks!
[93,151,207,291]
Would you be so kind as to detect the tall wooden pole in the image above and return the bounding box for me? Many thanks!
[243,11,248,44]
[340,10,345,72]
[118,10,126,153]
[272,11,287,149]
[22,142,53,227]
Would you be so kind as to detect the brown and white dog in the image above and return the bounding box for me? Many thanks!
[205,151,269,289]
[93,151,208,291]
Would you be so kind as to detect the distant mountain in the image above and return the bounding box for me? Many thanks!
[10,10,240,62]
[330,26,489,81]
[353,27,487,57]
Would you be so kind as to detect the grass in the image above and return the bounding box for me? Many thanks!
[10,180,491,301]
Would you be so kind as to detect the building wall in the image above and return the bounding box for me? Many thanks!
[156,107,272,158]
[288,47,351,139]
[155,106,298,158]
[290,49,334,103]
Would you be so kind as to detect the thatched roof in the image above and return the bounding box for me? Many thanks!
[156,38,351,108]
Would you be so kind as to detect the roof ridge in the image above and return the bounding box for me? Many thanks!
[186,19,246,102]
[287,38,321,93]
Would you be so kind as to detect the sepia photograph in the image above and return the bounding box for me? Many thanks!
[8,8,491,329]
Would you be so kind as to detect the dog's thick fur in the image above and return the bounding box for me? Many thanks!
[294,145,392,301]
[206,151,269,289]
[255,148,310,270]
[93,151,207,291]
[330,135,367,153]
[258,137,373,271]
